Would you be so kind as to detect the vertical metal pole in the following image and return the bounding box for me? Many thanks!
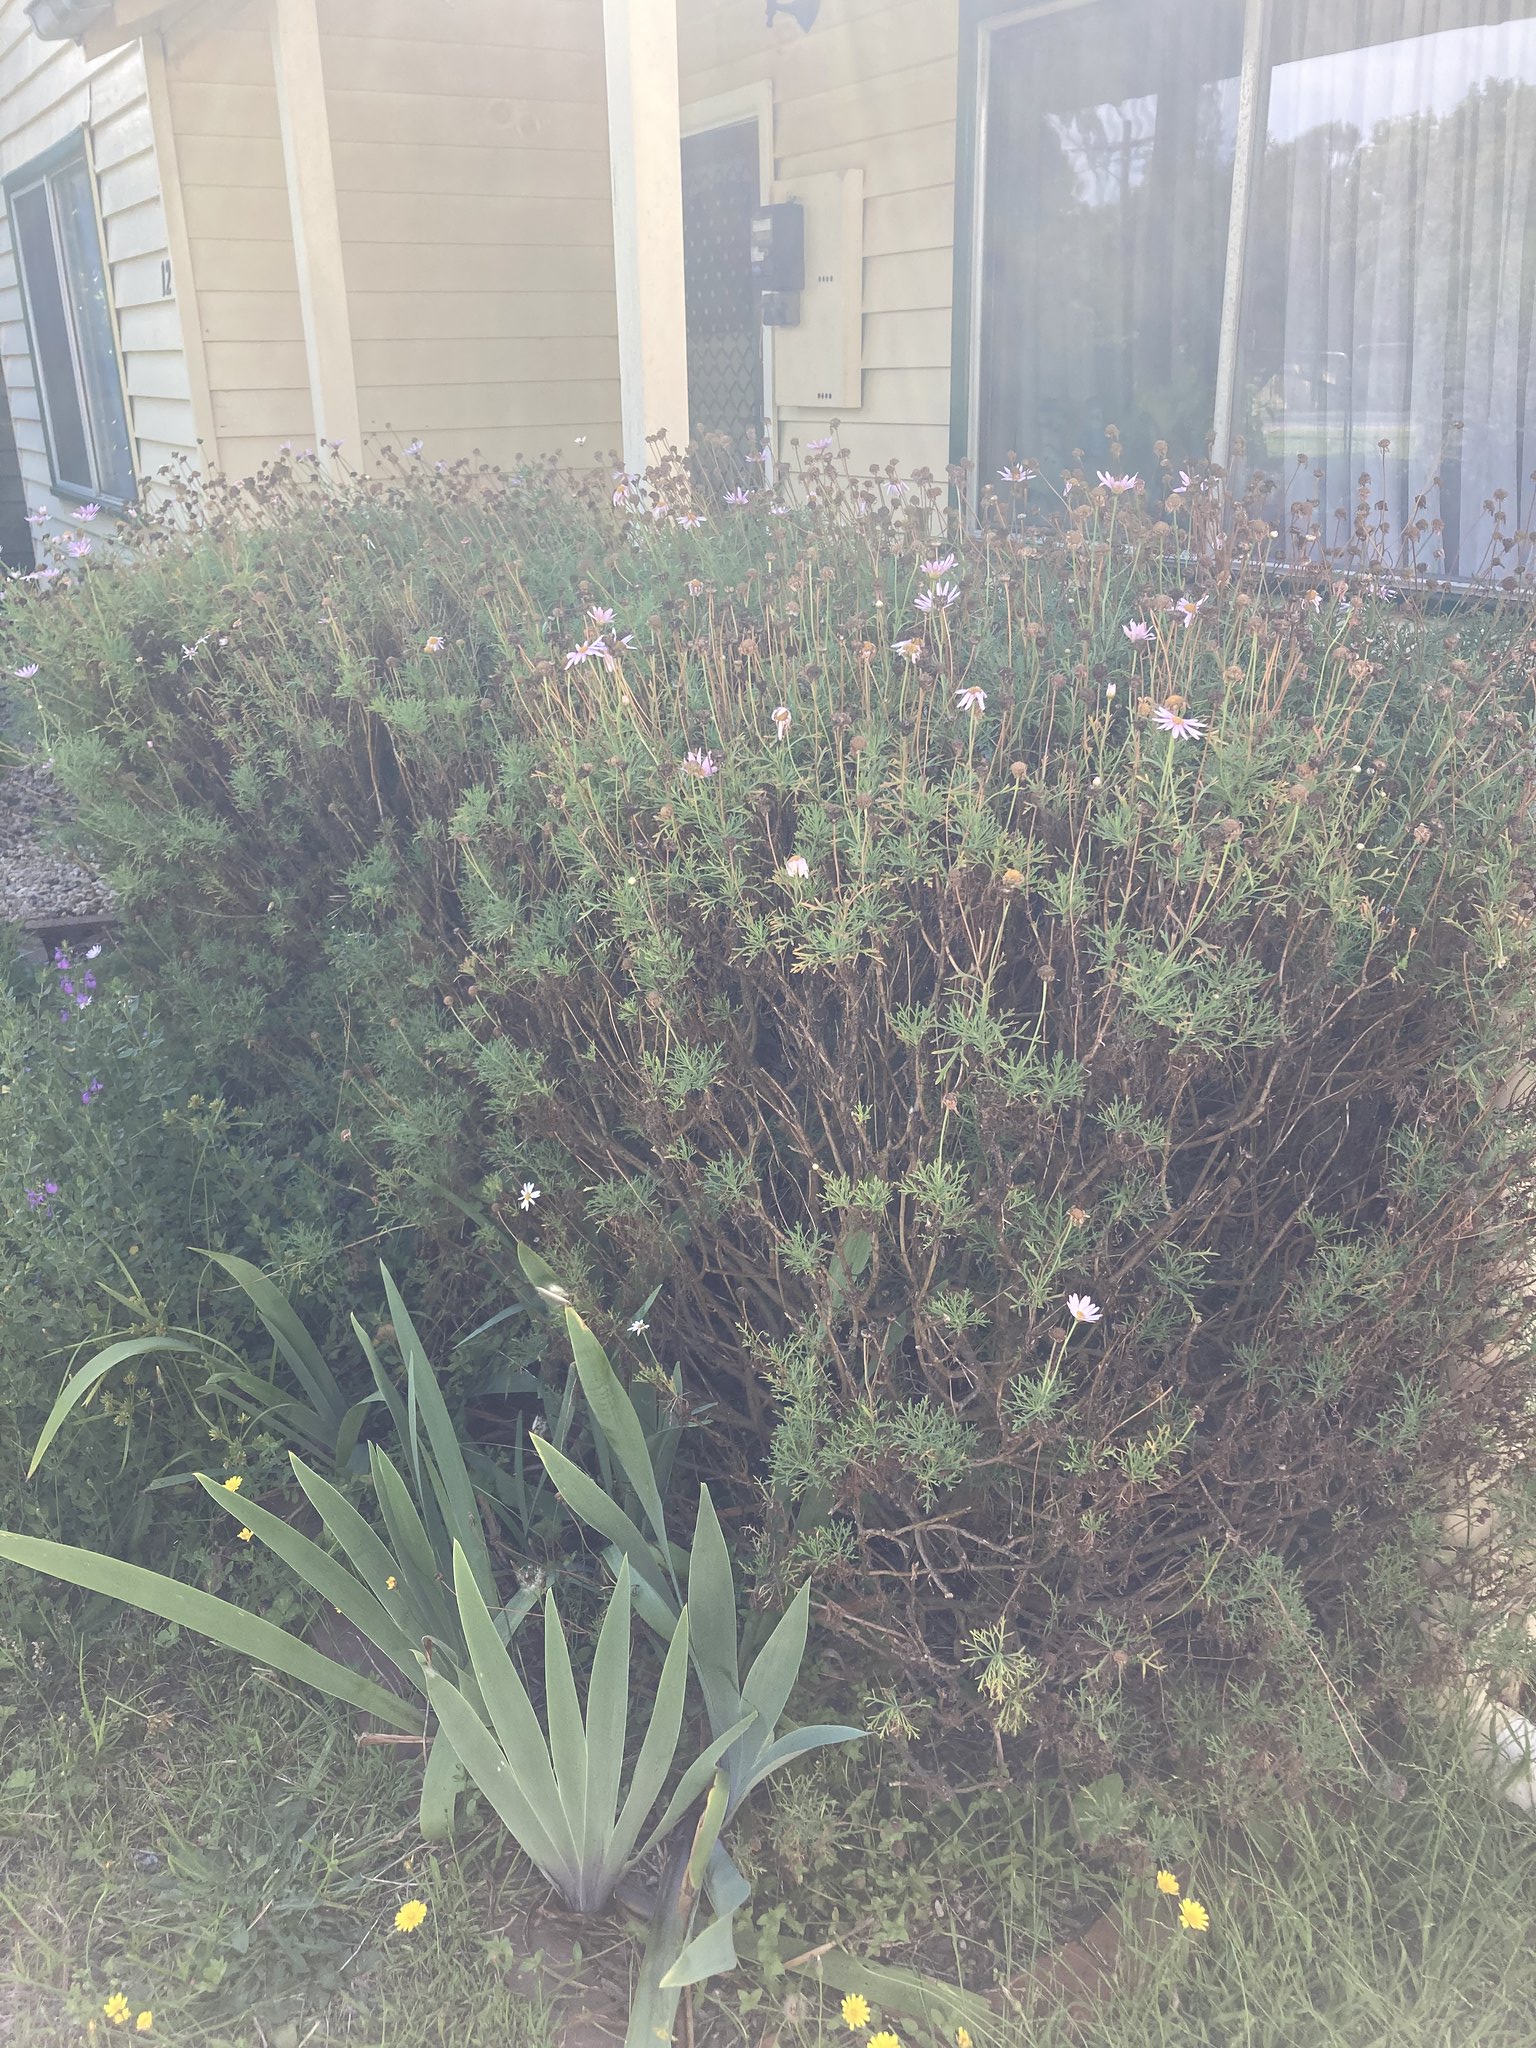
[1211,0,1268,471]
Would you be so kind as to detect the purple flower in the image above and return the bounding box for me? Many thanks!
[586,606,615,625]
[68,537,92,557]
[405,439,423,456]
[915,581,960,614]
[998,464,1035,485]
[564,635,608,670]
[81,1078,102,1106]
[722,487,751,505]
[681,747,718,778]
[1153,704,1207,741]
[13,663,38,678]
[921,554,957,577]
[1123,620,1153,643]
[675,514,706,530]
[1097,472,1139,494]
[75,503,100,521]
[25,507,49,526]
[804,436,833,453]
[956,686,987,715]
[1170,471,1192,495]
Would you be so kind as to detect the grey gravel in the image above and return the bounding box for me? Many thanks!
[0,758,114,926]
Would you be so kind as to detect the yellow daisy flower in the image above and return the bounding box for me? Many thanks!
[394,1898,429,1933]
[222,1474,243,1492]
[135,2015,153,2034]
[840,1994,871,2030]
[1156,1868,1181,1896]
[103,1994,130,2025]
[1179,1897,1210,1933]
[237,1528,253,1543]
[869,2033,902,2048]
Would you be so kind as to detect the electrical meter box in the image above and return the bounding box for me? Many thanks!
[751,200,805,308]
[768,168,863,411]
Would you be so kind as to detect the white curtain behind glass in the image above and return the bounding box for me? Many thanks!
[1234,0,1536,579]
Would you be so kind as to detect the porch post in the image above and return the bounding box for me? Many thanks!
[270,0,361,460]
[602,0,690,477]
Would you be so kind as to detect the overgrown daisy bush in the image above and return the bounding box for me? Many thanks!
[10,444,1536,1745]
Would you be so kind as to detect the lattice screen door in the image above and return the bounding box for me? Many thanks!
[681,119,765,484]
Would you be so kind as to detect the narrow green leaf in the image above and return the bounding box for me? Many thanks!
[530,1438,676,1609]
[333,1397,376,1473]
[289,1454,438,1658]
[450,1545,571,1879]
[564,1309,671,1563]
[740,1582,811,1754]
[637,1713,757,1861]
[417,1731,465,1843]
[741,1723,863,1797]
[581,1559,634,1879]
[658,1902,740,1989]
[380,1264,494,1596]
[516,1239,573,1309]
[195,1475,418,1683]
[542,1584,588,1861]
[786,1948,1002,2045]
[29,1336,204,1478]
[201,1250,346,1424]
[603,1607,691,1891]
[420,1659,578,1902]
[370,1447,456,1641]
[0,1532,420,1733]
[687,1487,742,1752]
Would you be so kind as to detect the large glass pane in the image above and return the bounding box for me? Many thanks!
[1234,0,1536,578]
[10,180,92,494]
[978,0,1247,492]
[51,155,135,504]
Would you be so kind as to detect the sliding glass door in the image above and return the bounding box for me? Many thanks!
[971,0,1536,577]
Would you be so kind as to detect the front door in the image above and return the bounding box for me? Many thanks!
[681,119,765,487]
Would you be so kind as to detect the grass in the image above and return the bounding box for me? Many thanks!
[1,1604,1533,2047]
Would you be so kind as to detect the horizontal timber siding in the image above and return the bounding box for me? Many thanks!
[163,0,314,476]
[678,0,959,478]
[0,2,195,535]
[317,0,620,467]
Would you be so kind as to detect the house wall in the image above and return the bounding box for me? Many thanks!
[316,0,620,468]
[677,0,959,479]
[161,0,314,478]
[0,0,196,527]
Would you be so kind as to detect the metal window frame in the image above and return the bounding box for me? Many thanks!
[3,128,136,509]
[950,0,1271,485]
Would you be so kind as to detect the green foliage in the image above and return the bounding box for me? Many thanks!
[10,445,1536,1742]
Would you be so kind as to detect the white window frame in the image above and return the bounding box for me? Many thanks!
[4,130,135,507]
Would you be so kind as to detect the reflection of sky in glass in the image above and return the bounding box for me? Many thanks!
[1268,19,1536,144]
[1044,79,1238,207]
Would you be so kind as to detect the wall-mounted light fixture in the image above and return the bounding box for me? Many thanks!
[766,0,820,30]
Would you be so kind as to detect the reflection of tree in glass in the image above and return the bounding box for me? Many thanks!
[978,0,1243,490]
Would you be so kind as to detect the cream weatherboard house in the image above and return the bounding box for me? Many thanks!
[0,0,1531,582]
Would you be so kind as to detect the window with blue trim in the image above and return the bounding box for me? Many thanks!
[5,136,135,506]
